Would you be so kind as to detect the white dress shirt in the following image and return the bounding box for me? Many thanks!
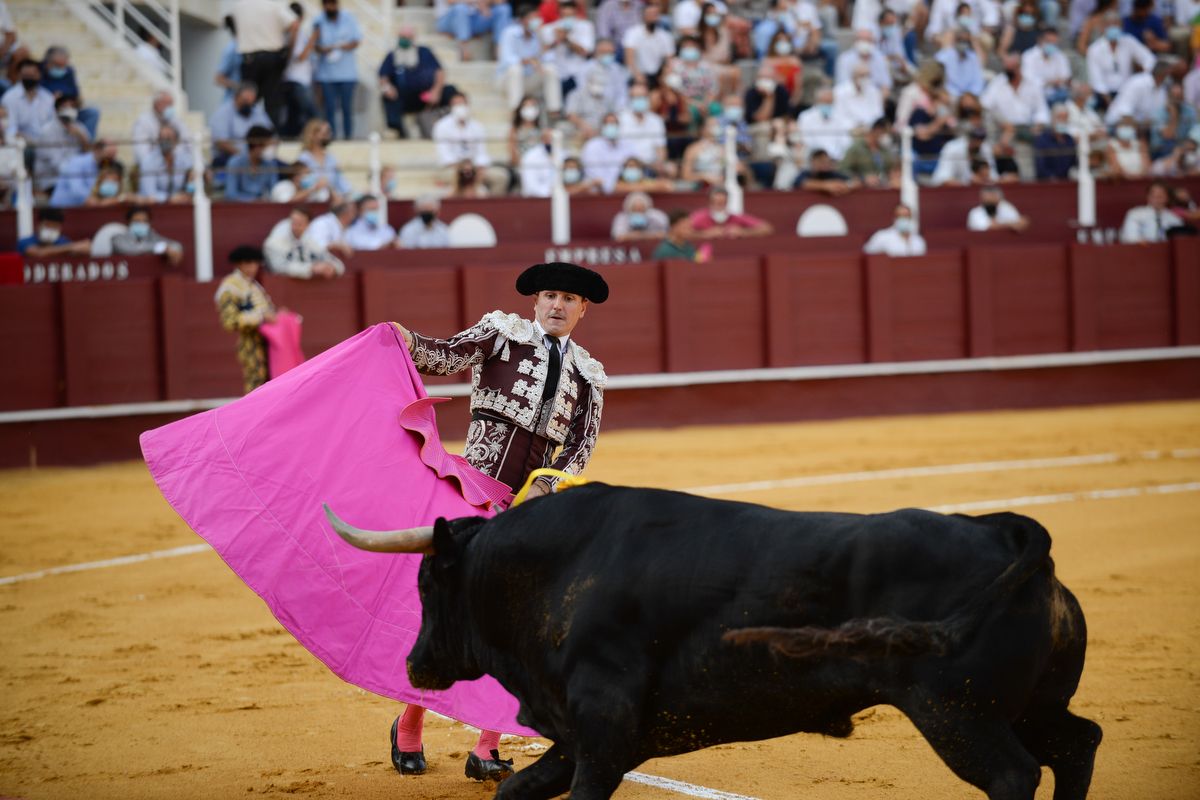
[263,217,345,278]
[306,212,348,252]
[834,48,893,91]
[931,137,998,185]
[833,80,885,129]
[397,217,451,248]
[967,200,1022,231]
[796,106,854,160]
[519,144,555,198]
[1104,72,1167,125]
[432,114,492,167]
[620,24,676,77]
[580,135,639,193]
[981,74,1050,126]
[344,217,397,250]
[1119,205,1182,243]
[863,226,928,256]
[541,18,596,83]
[131,109,192,165]
[617,109,667,165]
[232,0,297,53]
[1021,46,1072,90]
[1086,35,1156,96]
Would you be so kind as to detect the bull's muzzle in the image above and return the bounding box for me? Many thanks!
[322,504,436,554]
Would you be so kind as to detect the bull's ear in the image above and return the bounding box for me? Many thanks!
[432,517,460,574]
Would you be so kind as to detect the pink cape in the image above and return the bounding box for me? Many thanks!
[259,310,306,378]
[139,323,539,735]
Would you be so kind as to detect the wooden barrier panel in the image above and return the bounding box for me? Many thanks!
[0,285,62,410]
[568,263,665,375]
[764,254,866,367]
[966,244,1071,357]
[1069,243,1174,351]
[663,258,765,372]
[22,254,180,284]
[1172,237,1200,346]
[360,267,463,386]
[159,276,243,400]
[60,279,162,405]
[866,251,967,362]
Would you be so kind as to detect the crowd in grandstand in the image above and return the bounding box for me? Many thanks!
[1,0,1198,257]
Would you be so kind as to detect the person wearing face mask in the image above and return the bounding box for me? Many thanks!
[49,138,119,208]
[687,186,773,238]
[264,206,345,279]
[343,195,397,250]
[33,96,90,196]
[618,82,669,174]
[581,111,639,192]
[509,95,546,174]
[1086,10,1156,104]
[796,86,854,161]
[674,35,720,114]
[681,117,729,188]
[1020,28,1071,106]
[307,200,358,260]
[1120,180,1184,242]
[498,5,561,114]
[84,164,131,207]
[575,38,630,111]
[16,208,91,257]
[596,0,645,48]
[746,66,793,125]
[132,91,192,167]
[796,148,855,195]
[564,69,616,140]
[209,83,272,170]
[380,25,454,140]
[935,31,985,99]
[137,124,195,203]
[1105,60,1171,127]
[997,2,1043,57]
[1105,114,1152,177]
[613,156,673,192]
[1,59,55,140]
[966,185,1030,231]
[111,206,185,264]
[835,29,893,92]
[231,0,299,129]
[864,204,927,256]
[280,2,319,138]
[38,46,101,138]
[980,54,1051,176]
[620,4,676,82]
[541,1,596,100]
[760,29,804,106]
[298,118,352,202]
[517,127,558,197]
[224,126,282,202]
[271,161,331,203]
[834,63,885,129]
[313,0,361,139]
[434,93,499,193]
[610,190,670,241]
[841,118,900,187]
[1033,105,1078,180]
[397,194,451,248]
[560,154,603,194]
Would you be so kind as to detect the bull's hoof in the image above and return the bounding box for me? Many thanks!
[389,717,426,775]
[465,749,515,782]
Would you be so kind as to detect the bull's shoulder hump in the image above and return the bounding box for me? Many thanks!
[481,310,539,345]
[570,342,607,389]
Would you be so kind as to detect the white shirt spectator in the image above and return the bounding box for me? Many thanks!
[981,74,1050,126]
[397,216,451,248]
[863,225,927,256]
[519,144,555,198]
[834,47,893,91]
[788,1,825,50]
[1104,73,1167,125]
[611,207,669,239]
[284,22,315,85]
[344,216,397,250]
[621,23,675,77]
[580,135,639,192]
[306,211,349,252]
[497,24,544,73]
[33,117,88,192]
[796,105,854,160]
[263,217,345,277]
[577,58,630,110]
[927,0,1000,40]
[833,80,884,129]
[1119,204,1182,242]
[132,108,191,165]
[432,113,492,167]
[1,85,56,139]
[931,137,999,185]
[270,178,331,203]
[138,144,194,201]
[1086,35,1156,96]
[232,0,297,53]
[1021,45,1072,89]
[618,108,667,165]
[673,0,703,31]
[967,199,1022,230]
[1064,100,1105,141]
[542,17,596,83]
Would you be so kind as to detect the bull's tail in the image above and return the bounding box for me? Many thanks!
[725,512,1052,661]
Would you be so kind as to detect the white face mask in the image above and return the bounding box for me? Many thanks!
[664,73,683,91]
[710,209,729,224]
[756,78,776,93]
[452,103,470,121]
[38,225,61,244]
[520,104,539,122]
[262,145,277,161]
[855,40,873,56]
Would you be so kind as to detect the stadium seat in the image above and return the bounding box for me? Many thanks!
[91,222,129,257]
[796,205,849,238]
[446,214,498,247]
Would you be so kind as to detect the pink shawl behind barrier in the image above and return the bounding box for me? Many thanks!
[140,323,538,735]
[259,310,306,378]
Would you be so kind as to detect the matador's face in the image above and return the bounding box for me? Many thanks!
[534,290,588,339]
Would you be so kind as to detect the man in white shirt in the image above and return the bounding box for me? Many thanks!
[621,5,675,81]
[397,195,451,248]
[344,195,397,250]
[1086,12,1156,100]
[263,207,345,279]
[575,39,629,112]
[498,5,561,112]
[137,124,195,202]
[1064,83,1107,148]
[432,92,494,191]
[981,55,1051,128]
[833,64,884,130]
[834,30,893,91]
[307,201,357,259]
[542,1,595,91]
[1,59,56,139]
[131,91,191,166]
[796,87,853,160]
[931,127,999,185]
[966,186,1030,231]
[519,132,556,197]
[1120,181,1183,242]
[1021,28,1072,106]
[34,97,89,193]
[863,203,927,256]
[617,82,668,172]
[232,0,299,128]
[1104,62,1169,124]
[581,112,639,192]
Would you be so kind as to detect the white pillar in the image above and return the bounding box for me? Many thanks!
[723,124,743,214]
[1075,127,1095,228]
[899,126,919,227]
[368,131,386,225]
[169,0,183,110]
[550,128,570,245]
[191,131,214,282]
[115,0,126,44]
[15,148,32,240]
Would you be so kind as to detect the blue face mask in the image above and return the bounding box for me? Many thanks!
[817,103,833,117]
[629,211,648,229]
[1053,122,1072,135]
[363,210,381,226]
[1017,13,1035,28]
[299,173,318,189]
[1043,43,1059,56]
[894,217,914,233]
[1105,25,1122,41]
[704,13,721,26]
[185,181,196,194]
[47,66,68,79]
[630,96,650,113]
[622,166,643,182]
[724,106,743,122]
[599,52,616,66]
[681,47,701,62]
[602,122,620,139]
[881,24,899,37]
[563,167,582,183]
[98,180,119,198]
[385,178,397,194]
[129,221,151,238]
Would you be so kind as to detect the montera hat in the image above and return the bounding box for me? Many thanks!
[516,262,609,304]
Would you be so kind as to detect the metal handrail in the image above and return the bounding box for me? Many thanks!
[58,0,182,107]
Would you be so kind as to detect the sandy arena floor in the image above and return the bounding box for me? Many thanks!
[1,401,1198,799]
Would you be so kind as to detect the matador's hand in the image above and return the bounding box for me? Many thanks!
[391,322,414,350]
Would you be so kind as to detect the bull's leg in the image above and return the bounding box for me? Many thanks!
[1013,708,1102,800]
[492,743,575,800]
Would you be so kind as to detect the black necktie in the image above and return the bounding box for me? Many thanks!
[541,335,561,403]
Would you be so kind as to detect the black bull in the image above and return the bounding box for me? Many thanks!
[327,483,1101,800]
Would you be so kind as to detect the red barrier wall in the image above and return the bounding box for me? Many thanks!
[0,285,61,411]
[60,280,162,405]
[1172,237,1200,346]
[663,258,765,372]
[866,252,967,362]
[159,276,243,400]
[1070,243,1175,351]
[765,253,866,367]
[966,244,1071,356]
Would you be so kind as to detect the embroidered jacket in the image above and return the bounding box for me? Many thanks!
[408,310,606,479]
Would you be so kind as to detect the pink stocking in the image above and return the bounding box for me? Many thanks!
[473,729,502,759]
[395,704,425,751]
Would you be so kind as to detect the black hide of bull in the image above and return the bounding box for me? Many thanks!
[404,483,1101,800]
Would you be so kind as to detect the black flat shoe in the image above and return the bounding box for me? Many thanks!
[464,748,514,782]
[389,717,426,775]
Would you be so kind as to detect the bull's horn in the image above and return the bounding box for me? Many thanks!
[322,504,435,554]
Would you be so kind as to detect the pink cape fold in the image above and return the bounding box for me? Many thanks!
[259,310,306,378]
[139,322,538,736]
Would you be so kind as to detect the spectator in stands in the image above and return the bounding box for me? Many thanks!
[620,82,670,175]
[841,118,899,187]
[1151,125,1200,176]
[542,1,595,100]
[0,115,19,207]
[1105,60,1170,125]
[132,91,191,167]
[450,157,490,197]
[111,206,184,265]
[33,96,89,196]
[754,0,828,71]
[1065,81,1108,147]
[863,203,926,256]
[380,25,452,139]
[344,195,396,250]
[434,0,513,63]
[655,64,703,160]
[264,207,345,278]
[698,3,740,97]
[1106,114,1151,177]
[1184,56,1200,110]
[981,53,1051,132]
[17,207,91,257]
[936,30,985,99]
[614,156,674,192]
[231,0,298,129]
[877,8,914,83]
[834,63,885,130]
[746,66,793,125]
[397,194,451,248]
[85,163,135,207]
[215,15,242,101]
[307,201,357,259]
[281,2,318,138]
[499,5,560,114]
[1034,105,1078,180]
[271,161,333,203]
[835,30,892,92]
[797,86,854,161]
[49,138,118,208]
[225,125,281,202]
[680,117,727,189]
[895,59,943,130]
[0,1,15,95]
[138,124,194,203]
[314,0,362,139]
[652,208,700,260]
[1124,0,1171,52]
[676,36,720,115]
[796,148,854,194]
[561,154,603,194]
[581,111,639,192]
[621,4,676,82]
[216,245,277,394]
[1168,185,1200,226]
[39,46,99,138]
[997,0,1043,57]
[687,186,773,237]
[1022,28,1072,107]
[1149,81,1197,160]
[1075,0,1115,50]
[578,38,629,109]
[1086,11,1156,105]
[509,95,547,178]
[1120,180,1183,241]
[211,82,272,169]
[433,93,494,189]
[518,128,556,196]
[761,28,804,108]
[596,0,644,51]
[967,186,1031,231]
[1,58,55,140]
[565,64,618,140]
[298,119,351,202]
[610,190,669,241]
